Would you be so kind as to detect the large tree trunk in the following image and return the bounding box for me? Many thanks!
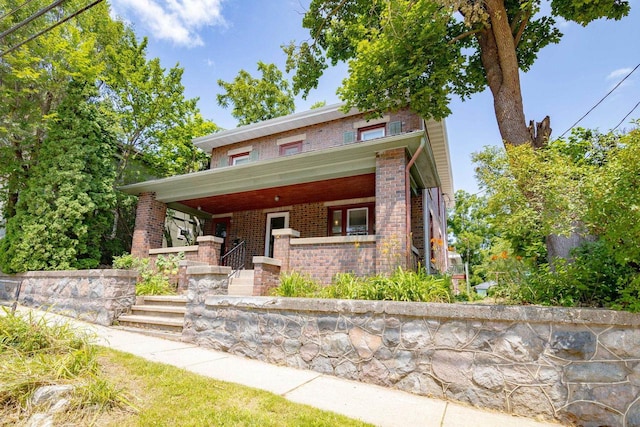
[477,0,573,261]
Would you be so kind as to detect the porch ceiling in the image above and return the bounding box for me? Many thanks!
[121,131,437,210]
[178,175,375,215]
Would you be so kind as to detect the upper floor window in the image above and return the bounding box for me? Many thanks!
[279,141,302,156]
[229,152,251,165]
[358,124,386,141]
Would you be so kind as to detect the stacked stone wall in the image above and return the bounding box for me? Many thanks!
[186,296,640,426]
[0,270,137,325]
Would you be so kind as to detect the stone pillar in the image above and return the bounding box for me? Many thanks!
[272,228,299,272]
[196,235,223,265]
[252,256,281,296]
[375,148,408,274]
[182,265,231,343]
[131,192,167,259]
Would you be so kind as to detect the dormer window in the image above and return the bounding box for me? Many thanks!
[279,141,302,156]
[358,124,386,141]
[229,152,250,165]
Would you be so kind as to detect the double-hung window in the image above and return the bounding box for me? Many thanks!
[279,141,302,156]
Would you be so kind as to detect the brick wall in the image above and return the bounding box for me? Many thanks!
[411,192,424,263]
[132,192,167,258]
[252,259,281,296]
[375,148,408,273]
[209,108,422,168]
[288,241,376,285]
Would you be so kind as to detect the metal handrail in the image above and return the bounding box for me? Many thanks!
[221,240,246,277]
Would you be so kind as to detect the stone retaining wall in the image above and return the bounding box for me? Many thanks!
[0,270,137,326]
[186,296,640,427]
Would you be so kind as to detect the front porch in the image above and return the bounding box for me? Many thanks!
[122,131,448,293]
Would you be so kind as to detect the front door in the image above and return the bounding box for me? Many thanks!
[265,212,289,258]
[212,217,231,260]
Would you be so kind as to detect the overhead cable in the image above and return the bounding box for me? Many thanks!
[558,62,640,138]
[0,0,66,40]
[0,0,103,57]
[0,0,39,22]
[612,100,640,131]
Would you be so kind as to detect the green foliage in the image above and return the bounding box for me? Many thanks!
[273,268,452,303]
[217,62,295,126]
[285,0,628,128]
[1,80,117,273]
[113,253,182,296]
[271,272,321,297]
[0,309,126,423]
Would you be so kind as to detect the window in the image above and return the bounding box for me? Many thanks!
[328,203,375,236]
[279,141,302,156]
[229,152,250,165]
[358,124,385,141]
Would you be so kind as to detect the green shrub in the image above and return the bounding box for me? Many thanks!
[112,253,182,296]
[271,272,320,297]
[274,268,452,303]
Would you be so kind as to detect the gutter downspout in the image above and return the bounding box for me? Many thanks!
[405,135,426,270]
[424,188,431,275]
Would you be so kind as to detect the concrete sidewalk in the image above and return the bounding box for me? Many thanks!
[13,307,562,427]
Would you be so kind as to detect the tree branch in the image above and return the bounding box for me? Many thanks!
[449,28,484,44]
[513,10,531,47]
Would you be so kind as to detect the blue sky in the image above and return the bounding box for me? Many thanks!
[109,0,639,194]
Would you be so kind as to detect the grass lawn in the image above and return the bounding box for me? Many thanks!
[95,347,372,426]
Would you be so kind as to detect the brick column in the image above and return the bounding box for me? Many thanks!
[131,192,167,259]
[272,228,299,272]
[196,235,223,265]
[375,148,408,274]
[252,256,281,296]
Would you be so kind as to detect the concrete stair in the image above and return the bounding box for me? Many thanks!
[227,269,254,296]
[117,295,187,337]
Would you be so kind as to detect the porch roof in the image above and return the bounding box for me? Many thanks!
[120,130,443,214]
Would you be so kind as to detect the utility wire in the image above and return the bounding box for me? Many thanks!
[0,0,103,57]
[0,0,66,40]
[0,0,39,22]
[558,62,640,138]
[612,100,640,131]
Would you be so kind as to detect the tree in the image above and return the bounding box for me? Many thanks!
[217,62,295,126]
[447,190,495,280]
[284,0,629,148]
[0,80,117,272]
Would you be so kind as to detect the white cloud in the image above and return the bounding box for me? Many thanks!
[110,0,226,47]
[607,68,633,80]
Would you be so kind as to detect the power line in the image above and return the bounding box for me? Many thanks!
[0,0,39,22]
[612,100,640,132]
[558,62,640,138]
[0,0,103,57]
[0,0,66,41]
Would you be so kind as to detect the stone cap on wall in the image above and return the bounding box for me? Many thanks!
[272,228,300,238]
[18,269,138,279]
[291,235,376,245]
[203,296,640,327]
[186,265,232,275]
[252,256,282,267]
[149,246,198,255]
[196,235,224,244]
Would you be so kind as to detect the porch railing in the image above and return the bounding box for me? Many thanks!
[221,240,246,277]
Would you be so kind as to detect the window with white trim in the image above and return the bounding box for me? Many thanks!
[328,203,375,236]
[229,152,250,165]
[358,124,386,141]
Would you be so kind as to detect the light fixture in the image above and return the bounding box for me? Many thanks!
[274,195,280,202]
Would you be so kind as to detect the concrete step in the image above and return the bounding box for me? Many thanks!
[227,284,254,296]
[130,304,186,319]
[117,314,184,333]
[112,326,184,342]
[233,269,254,279]
[137,295,187,307]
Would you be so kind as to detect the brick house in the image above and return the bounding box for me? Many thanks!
[121,103,453,294]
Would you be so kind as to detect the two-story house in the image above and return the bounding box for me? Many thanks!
[121,103,453,293]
